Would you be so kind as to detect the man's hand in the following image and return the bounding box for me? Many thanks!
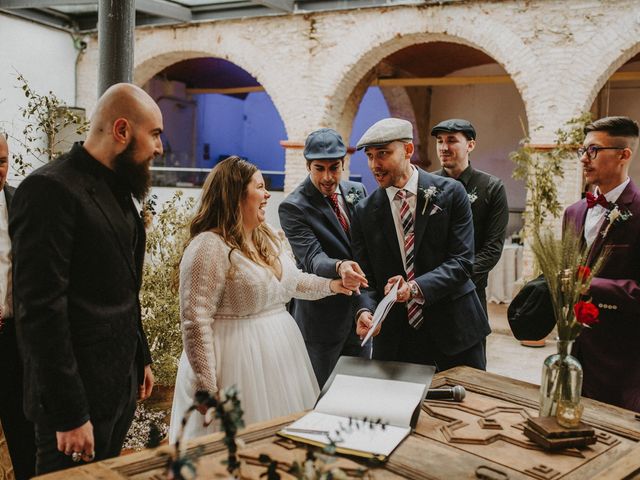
[330,278,353,295]
[338,260,368,294]
[57,421,95,463]
[356,310,381,339]
[385,275,410,303]
[138,365,154,401]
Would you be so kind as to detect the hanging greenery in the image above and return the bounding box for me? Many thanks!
[510,112,592,238]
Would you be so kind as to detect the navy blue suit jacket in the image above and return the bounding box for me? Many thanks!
[351,168,490,359]
[279,177,366,343]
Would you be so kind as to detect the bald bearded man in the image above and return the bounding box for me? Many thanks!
[9,83,162,474]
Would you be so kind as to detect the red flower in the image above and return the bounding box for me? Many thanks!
[576,266,591,281]
[574,301,599,326]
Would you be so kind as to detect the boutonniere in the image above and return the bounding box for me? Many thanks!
[345,187,363,206]
[601,203,632,238]
[418,186,439,215]
[467,187,478,205]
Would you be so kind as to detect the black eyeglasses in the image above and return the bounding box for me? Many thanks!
[577,145,626,160]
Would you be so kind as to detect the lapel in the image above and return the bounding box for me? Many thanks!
[3,185,14,211]
[371,188,403,269]
[302,176,350,245]
[587,181,637,264]
[414,169,434,253]
[85,174,138,281]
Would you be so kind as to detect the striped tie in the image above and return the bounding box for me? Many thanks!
[395,189,423,329]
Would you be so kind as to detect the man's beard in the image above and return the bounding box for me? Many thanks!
[114,138,152,201]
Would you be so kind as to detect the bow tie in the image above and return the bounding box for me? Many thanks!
[586,192,609,209]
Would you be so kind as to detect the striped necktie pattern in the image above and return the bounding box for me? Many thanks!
[395,189,423,329]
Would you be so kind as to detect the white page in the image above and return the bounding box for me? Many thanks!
[314,374,425,427]
[361,281,398,346]
[281,411,410,457]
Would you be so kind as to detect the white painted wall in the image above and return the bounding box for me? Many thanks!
[0,13,79,182]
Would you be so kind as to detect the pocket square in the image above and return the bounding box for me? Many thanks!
[429,205,442,216]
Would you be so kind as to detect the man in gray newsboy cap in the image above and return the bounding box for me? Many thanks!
[278,128,369,388]
[351,117,489,371]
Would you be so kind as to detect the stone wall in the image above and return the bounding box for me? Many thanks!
[74,0,640,275]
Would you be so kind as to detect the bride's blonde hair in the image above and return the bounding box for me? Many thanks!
[184,156,279,267]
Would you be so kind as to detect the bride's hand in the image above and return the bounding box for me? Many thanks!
[330,278,353,295]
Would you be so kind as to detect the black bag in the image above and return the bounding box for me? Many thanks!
[507,275,555,341]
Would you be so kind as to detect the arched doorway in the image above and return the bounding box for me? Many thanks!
[589,52,640,185]
[346,41,527,240]
[143,57,286,191]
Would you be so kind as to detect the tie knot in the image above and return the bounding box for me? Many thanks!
[328,192,339,205]
[395,189,408,201]
[586,192,609,209]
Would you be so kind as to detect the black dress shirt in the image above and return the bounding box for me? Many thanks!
[435,164,509,290]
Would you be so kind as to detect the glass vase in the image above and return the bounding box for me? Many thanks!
[539,339,584,427]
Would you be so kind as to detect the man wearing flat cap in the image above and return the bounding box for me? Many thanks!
[279,128,369,388]
[352,118,489,370]
[431,119,509,317]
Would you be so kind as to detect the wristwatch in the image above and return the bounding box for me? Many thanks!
[409,281,419,300]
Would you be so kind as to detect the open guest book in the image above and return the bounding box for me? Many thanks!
[278,357,435,461]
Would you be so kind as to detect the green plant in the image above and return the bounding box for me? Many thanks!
[10,73,89,175]
[141,192,195,386]
[510,112,592,238]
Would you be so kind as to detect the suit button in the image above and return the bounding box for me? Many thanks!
[613,305,618,310]
[598,303,603,308]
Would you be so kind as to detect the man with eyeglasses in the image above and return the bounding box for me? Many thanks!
[564,115,640,412]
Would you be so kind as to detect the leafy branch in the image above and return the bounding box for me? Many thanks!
[510,112,592,238]
[10,73,89,176]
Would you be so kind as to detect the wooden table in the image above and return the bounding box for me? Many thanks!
[36,367,640,479]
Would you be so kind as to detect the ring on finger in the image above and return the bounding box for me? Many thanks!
[84,451,96,462]
[71,451,83,463]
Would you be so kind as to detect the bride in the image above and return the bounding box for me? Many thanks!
[168,156,352,443]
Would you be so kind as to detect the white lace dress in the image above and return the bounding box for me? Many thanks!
[168,229,333,443]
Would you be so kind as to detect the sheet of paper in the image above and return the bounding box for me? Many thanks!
[361,280,398,346]
[281,411,411,457]
[315,374,425,427]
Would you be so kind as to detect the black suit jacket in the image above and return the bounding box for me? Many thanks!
[9,144,151,431]
[435,166,508,290]
[279,177,366,343]
[352,169,490,359]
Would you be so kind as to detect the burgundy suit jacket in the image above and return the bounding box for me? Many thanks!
[564,179,640,412]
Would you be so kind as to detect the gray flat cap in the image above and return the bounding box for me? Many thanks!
[304,128,347,160]
[356,118,413,150]
[430,118,476,140]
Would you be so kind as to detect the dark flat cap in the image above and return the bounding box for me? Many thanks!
[304,128,347,161]
[507,275,556,341]
[356,118,413,150]
[430,118,477,140]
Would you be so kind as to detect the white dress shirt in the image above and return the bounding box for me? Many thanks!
[584,178,630,248]
[385,167,419,271]
[0,189,13,318]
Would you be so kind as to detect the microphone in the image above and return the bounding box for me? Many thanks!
[425,385,466,402]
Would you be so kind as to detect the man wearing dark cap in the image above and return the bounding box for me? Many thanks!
[431,118,509,317]
[352,118,489,371]
[278,128,368,388]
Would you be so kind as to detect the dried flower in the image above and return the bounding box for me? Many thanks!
[419,186,439,215]
[531,225,609,341]
[344,187,363,206]
[601,204,632,238]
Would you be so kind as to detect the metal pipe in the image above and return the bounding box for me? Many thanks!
[98,0,135,96]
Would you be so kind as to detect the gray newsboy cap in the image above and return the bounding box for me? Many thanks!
[304,128,347,160]
[430,118,477,140]
[356,118,413,150]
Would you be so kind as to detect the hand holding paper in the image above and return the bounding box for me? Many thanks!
[359,280,399,346]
